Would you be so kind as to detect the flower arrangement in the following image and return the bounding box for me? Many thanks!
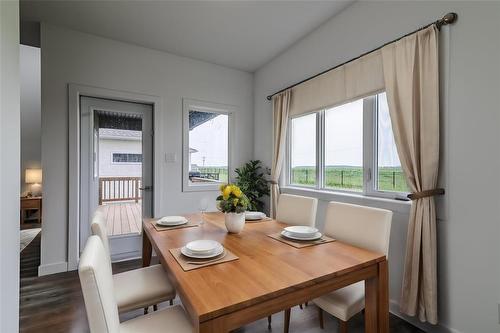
[216,184,249,213]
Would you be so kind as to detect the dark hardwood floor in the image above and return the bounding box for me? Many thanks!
[19,238,425,333]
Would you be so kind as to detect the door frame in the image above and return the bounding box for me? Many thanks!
[68,84,163,271]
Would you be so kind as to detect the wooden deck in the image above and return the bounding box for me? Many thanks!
[100,202,142,236]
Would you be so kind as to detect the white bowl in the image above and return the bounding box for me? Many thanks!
[181,245,224,259]
[284,225,318,237]
[157,216,188,226]
[245,211,266,221]
[185,240,221,254]
[281,230,322,241]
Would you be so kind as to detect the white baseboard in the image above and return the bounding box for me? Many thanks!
[38,261,68,276]
[390,300,462,333]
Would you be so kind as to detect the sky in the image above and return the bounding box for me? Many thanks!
[291,93,402,168]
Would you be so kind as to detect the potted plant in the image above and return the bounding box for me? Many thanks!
[235,160,270,212]
[216,184,249,233]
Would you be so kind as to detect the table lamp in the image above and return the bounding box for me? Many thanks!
[25,168,42,197]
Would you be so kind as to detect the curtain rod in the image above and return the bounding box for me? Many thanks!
[266,12,457,101]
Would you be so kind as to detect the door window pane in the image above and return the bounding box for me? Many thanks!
[290,113,316,186]
[188,110,229,185]
[377,93,409,192]
[324,100,363,191]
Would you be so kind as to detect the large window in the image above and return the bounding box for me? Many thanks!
[183,99,233,192]
[287,92,409,198]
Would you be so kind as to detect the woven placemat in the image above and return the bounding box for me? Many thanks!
[267,232,336,248]
[151,219,200,232]
[169,247,239,271]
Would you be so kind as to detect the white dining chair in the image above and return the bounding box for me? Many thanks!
[79,236,192,333]
[273,193,318,332]
[312,201,392,333]
[276,193,318,227]
[90,209,175,314]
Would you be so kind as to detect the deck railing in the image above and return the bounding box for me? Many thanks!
[99,177,142,205]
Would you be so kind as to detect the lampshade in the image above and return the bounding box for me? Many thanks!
[25,169,42,184]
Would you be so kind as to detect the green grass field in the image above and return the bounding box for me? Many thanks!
[291,166,408,192]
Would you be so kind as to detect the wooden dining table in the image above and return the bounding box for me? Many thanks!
[142,212,388,333]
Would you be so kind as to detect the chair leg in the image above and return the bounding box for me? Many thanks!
[170,299,174,306]
[339,319,348,333]
[305,301,308,307]
[267,315,272,329]
[144,307,149,315]
[153,304,158,311]
[284,308,291,333]
[299,304,303,309]
[318,307,324,329]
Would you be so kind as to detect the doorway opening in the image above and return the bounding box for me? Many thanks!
[79,97,153,260]
[97,112,143,237]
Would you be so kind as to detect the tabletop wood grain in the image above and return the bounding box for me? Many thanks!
[142,212,388,333]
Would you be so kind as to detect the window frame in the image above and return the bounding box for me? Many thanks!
[182,98,234,192]
[285,93,409,200]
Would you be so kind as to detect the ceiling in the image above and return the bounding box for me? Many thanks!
[20,0,354,72]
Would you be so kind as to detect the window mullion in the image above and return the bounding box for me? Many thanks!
[317,110,325,190]
[363,96,376,195]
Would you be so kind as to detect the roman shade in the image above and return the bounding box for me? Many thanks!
[289,50,385,116]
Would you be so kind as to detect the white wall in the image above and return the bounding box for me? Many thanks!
[20,44,41,195]
[0,1,20,331]
[254,1,500,333]
[99,138,142,177]
[40,24,253,275]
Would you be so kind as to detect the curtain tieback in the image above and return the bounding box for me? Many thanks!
[269,180,278,185]
[407,188,445,200]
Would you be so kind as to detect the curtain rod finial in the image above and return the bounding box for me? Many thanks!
[437,12,457,29]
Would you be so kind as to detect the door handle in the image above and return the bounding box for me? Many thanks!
[139,186,152,191]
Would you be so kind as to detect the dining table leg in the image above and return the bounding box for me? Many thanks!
[377,260,389,333]
[142,228,152,267]
[365,260,389,333]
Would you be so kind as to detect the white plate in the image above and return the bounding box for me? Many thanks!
[284,226,318,236]
[157,216,188,226]
[245,212,266,221]
[281,230,322,241]
[181,245,224,259]
[185,240,221,254]
[182,244,223,257]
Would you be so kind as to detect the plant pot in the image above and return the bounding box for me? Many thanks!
[224,212,245,234]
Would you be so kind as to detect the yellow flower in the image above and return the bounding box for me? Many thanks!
[233,187,242,198]
[219,184,227,192]
[233,198,239,207]
[222,186,232,200]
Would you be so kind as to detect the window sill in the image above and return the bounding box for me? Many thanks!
[281,186,411,214]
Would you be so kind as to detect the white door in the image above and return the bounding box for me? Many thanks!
[80,96,153,260]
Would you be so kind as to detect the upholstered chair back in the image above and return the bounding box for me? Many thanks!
[90,208,111,256]
[324,202,392,256]
[276,194,318,227]
[78,236,120,333]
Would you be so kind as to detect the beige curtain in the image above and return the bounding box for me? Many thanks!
[381,26,440,324]
[270,90,291,218]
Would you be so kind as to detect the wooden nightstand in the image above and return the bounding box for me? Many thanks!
[20,197,42,225]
